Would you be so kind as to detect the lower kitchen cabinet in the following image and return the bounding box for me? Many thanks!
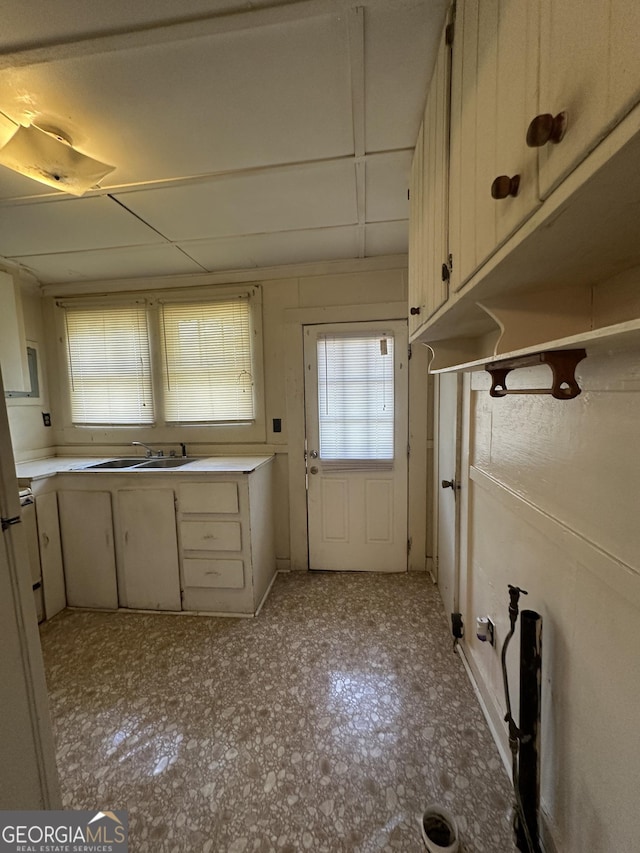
[177,462,275,615]
[44,456,275,616]
[58,490,118,609]
[116,488,180,611]
[35,492,66,620]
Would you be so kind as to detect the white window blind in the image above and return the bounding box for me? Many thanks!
[161,297,254,424]
[64,303,154,425]
[317,332,394,462]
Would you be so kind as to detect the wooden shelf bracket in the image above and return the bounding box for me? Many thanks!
[485,349,587,399]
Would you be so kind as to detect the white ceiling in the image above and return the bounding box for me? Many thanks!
[0,0,448,285]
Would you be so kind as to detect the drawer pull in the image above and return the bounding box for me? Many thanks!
[526,111,567,147]
[491,174,520,199]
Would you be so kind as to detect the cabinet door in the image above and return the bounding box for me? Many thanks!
[35,493,66,620]
[0,271,29,393]
[449,0,539,291]
[58,491,117,609]
[423,23,451,320]
[408,123,425,337]
[449,0,479,290]
[408,22,452,336]
[538,0,640,198]
[492,0,540,247]
[118,489,180,611]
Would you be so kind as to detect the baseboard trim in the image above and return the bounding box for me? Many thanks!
[455,643,511,775]
[456,643,560,853]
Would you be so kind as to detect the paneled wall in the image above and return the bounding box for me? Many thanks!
[459,346,640,853]
[5,276,55,461]
[7,262,432,573]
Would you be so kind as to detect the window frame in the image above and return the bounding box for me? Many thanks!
[63,299,155,427]
[159,294,256,426]
[54,285,265,445]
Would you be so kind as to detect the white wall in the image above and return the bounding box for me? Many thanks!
[456,345,640,853]
[25,261,431,572]
[4,274,55,462]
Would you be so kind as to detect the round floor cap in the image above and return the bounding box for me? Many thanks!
[419,804,460,853]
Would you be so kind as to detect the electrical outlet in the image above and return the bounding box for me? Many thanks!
[42,412,51,427]
[476,616,495,646]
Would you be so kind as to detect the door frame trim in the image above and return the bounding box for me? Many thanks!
[283,301,414,571]
[303,319,409,572]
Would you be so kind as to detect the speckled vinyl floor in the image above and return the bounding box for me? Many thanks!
[40,572,516,853]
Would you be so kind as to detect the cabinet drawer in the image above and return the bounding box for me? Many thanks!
[179,482,238,514]
[180,520,241,551]
[183,558,244,589]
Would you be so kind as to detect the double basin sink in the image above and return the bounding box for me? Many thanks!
[85,457,198,470]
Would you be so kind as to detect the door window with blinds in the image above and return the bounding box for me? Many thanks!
[161,298,254,424]
[64,303,154,425]
[317,331,395,468]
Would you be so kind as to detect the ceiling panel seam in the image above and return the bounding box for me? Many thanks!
[0,149,414,205]
[106,194,173,243]
[6,219,407,261]
[0,0,347,70]
[348,6,366,255]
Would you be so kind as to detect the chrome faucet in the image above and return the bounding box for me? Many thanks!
[131,441,164,458]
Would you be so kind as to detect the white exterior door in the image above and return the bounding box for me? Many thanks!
[304,321,408,572]
[435,372,461,615]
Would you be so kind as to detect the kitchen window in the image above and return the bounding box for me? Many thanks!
[161,297,255,424]
[62,291,259,429]
[65,302,154,425]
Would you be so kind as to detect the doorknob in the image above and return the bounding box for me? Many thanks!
[310,466,319,475]
[441,478,458,490]
[310,450,318,458]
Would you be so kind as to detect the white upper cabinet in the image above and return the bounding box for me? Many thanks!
[409,0,640,366]
[408,20,452,339]
[537,0,640,198]
[492,0,540,249]
[0,271,30,393]
[449,0,540,292]
[408,123,425,337]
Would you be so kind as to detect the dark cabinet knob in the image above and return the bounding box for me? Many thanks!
[441,262,450,283]
[526,112,567,147]
[410,306,421,316]
[491,174,520,199]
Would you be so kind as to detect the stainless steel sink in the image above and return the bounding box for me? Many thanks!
[135,457,194,469]
[85,458,146,469]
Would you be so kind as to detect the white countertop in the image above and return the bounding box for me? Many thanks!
[16,455,274,481]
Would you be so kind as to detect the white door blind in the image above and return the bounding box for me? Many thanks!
[161,298,254,423]
[65,303,154,425]
[317,332,394,461]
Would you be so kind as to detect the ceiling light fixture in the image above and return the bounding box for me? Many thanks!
[0,123,115,196]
